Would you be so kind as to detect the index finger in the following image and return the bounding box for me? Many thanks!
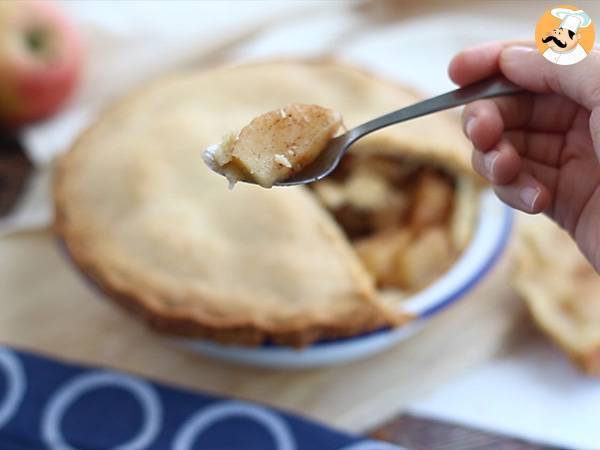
[448,41,534,86]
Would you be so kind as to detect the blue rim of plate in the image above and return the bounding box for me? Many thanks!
[262,192,515,348]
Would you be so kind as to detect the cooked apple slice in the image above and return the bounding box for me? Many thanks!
[355,230,412,287]
[393,226,454,291]
[204,103,343,188]
[409,171,454,231]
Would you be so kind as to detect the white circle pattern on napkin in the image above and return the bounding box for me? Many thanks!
[41,371,162,450]
[172,401,295,450]
[0,349,26,428]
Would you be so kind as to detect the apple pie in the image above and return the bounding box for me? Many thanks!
[204,103,343,188]
[54,61,481,346]
[512,215,600,375]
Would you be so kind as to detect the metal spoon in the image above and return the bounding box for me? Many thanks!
[274,76,522,186]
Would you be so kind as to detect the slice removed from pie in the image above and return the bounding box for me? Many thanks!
[512,215,600,375]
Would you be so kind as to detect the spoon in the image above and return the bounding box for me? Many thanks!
[274,76,522,187]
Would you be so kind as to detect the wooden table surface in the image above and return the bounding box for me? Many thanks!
[0,135,564,450]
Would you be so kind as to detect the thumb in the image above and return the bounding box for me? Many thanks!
[591,109,600,162]
[499,46,600,111]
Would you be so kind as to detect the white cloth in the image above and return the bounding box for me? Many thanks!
[408,334,600,449]
[543,43,588,65]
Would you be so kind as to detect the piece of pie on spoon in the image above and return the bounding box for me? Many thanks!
[203,103,343,188]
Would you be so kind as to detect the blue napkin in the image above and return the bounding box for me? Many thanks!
[0,346,405,450]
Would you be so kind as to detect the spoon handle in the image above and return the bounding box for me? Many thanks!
[349,76,523,140]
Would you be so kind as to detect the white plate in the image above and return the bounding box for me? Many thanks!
[180,190,514,369]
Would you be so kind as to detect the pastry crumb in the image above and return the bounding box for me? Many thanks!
[274,154,293,168]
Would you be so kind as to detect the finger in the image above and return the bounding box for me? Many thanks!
[525,93,580,132]
[462,95,532,150]
[448,41,533,86]
[521,158,559,201]
[589,108,600,162]
[462,100,504,151]
[471,139,521,185]
[493,173,550,214]
[463,93,580,149]
[449,41,508,86]
[503,130,564,168]
[500,46,600,110]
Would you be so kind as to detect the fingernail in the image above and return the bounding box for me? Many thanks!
[501,46,537,64]
[483,150,499,179]
[465,117,476,139]
[519,186,540,210]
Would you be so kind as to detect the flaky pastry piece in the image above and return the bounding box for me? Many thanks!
[512,215,600,374]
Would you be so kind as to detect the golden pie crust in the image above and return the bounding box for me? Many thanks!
[54,61,479,347]
[512,215,600,374]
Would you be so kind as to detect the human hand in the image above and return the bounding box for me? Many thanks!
[449,42,600,272]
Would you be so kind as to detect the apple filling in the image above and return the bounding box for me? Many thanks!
[204,103,343,188]
[311,154,477,293]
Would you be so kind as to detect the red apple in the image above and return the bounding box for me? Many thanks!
[0,0,83,128]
